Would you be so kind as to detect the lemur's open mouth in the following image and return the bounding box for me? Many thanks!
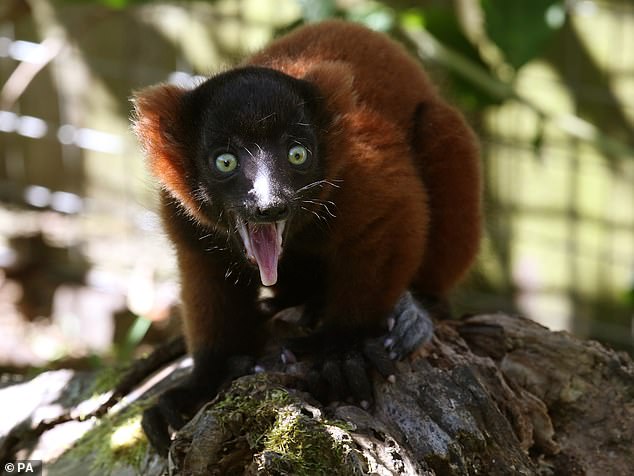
[237,219,286,286]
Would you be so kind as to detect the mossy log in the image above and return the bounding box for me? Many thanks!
[1,312,632,475]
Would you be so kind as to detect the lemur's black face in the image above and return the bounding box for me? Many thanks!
[183,67,328,286]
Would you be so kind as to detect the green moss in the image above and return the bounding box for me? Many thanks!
[261,407,357,475]
[212,379,360,475]
[66,402,150,476]
[64,375,361,475]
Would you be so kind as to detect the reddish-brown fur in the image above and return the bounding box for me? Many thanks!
[247,21,482,297]
[134,20,481,355]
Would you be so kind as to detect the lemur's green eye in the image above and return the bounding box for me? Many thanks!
[215,153,238,173]
[288,145,308,166]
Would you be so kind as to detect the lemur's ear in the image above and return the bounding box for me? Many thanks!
[132,84,197,213]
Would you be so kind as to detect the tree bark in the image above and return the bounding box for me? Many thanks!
[1,312,632,475]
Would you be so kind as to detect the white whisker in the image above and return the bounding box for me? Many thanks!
[243,146,255,159]
[301,205,328,225]
[295,179,342,195]
[302,199,337,218]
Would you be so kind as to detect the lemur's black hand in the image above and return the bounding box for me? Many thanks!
[284,291,435,407]
[383,291,435,360]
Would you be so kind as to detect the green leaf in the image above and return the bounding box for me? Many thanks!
[482,0,565,69]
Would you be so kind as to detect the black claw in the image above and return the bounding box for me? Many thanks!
[363,339,397,379]
[281,347,297,365]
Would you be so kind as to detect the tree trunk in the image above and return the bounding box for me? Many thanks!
[1,312,632,475]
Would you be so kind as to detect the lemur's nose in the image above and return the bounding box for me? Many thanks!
[255,203,289,222]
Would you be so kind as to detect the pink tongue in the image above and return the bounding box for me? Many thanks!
[249,224,281,286]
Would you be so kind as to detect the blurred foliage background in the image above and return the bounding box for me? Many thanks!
[0,0,632,374]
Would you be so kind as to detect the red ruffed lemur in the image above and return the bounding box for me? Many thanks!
[134,20,481,454]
